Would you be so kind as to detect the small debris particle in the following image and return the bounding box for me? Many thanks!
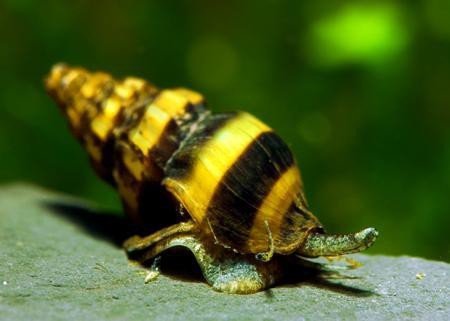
[416,272,426,280]
[2,281,7,285]
[344,257,363,269]
[144,270,160,283]
[324,255,363,269]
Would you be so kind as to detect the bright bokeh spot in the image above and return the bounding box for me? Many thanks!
[308,4,409,67]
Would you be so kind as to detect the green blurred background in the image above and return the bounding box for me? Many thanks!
[0,1,449,261]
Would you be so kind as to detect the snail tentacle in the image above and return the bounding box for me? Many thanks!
[297,227,379,257]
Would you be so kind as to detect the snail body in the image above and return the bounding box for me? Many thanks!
[46,64,378,293]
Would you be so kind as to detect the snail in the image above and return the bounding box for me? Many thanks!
[45,64,378,294]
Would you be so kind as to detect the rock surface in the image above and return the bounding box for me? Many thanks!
[0,183,448,321]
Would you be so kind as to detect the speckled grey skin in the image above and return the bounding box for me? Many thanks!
[300,227,379,257]
[1,184,449,321]
[131,233,281,294]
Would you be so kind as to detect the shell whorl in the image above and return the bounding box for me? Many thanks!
[45,64,159,182]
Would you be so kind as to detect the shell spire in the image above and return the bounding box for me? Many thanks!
[45,63,158,182]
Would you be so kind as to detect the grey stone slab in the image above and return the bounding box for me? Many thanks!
[0,183,448,321]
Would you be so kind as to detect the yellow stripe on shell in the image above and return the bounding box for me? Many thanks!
[128,89,194,156]
[121,144,145,181]
[114,83,135,100]
[122,77,148,92]
[84,135,102,162]
[66,108,81,131]
[58,69,85,102]
[171,88,204,105]
[163,112,271,224]
[246,165,301,253]
[91,96,122,141]
[80,72,111,99]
